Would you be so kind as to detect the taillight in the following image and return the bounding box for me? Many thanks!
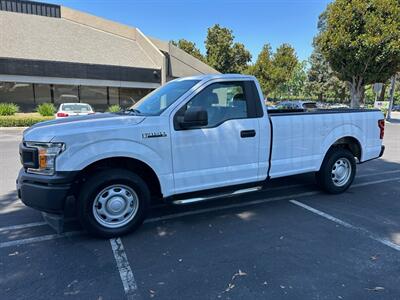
[378,119,385,139]
[57,112,69,117]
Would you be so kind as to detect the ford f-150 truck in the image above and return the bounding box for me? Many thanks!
[17,74,385,237]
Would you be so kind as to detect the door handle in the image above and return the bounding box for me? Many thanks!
[240,130,256,138]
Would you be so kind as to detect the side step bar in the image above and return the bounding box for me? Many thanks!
[172,186,262,205]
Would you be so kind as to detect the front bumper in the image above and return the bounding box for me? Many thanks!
[16,168,78,214]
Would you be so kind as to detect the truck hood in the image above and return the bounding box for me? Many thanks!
[23,113,145,142]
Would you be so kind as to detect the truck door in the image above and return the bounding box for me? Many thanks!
[170,80,265,195]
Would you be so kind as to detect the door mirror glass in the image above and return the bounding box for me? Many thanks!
[180,107,208,129]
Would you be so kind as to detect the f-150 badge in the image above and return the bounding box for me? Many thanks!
[142,132,167,139]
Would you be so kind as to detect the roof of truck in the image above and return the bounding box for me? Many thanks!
[175,74,257,82]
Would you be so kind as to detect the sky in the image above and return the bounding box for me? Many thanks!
[43,0,332,62]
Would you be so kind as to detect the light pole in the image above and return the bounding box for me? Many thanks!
[386,74,397,121]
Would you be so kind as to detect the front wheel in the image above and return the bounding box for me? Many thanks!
[316,148,356,194]
[78,169,150,238]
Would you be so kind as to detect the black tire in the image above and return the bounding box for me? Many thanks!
[77,168,150,238]
[316,147,356,194]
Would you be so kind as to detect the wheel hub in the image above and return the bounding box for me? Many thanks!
[92,184,139,229]
[331,158,352,187]
[106,197,126,214]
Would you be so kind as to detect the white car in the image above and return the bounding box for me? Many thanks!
[56,103,94,118]
[18,74,385,237]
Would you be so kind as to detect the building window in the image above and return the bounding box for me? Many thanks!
[109,87,119,106]
[53,85,79,106]
[34,84,52,104]
[0,81,35,111]
[119,87,153,108]
[0,81,156,112]
[80,86,108,111]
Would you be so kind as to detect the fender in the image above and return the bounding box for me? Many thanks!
[56,139,172,195]
[319,124,365,169]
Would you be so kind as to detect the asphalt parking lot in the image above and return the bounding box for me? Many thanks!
[0,121,399,300]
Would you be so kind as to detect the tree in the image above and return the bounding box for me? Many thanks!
[171,39,205,62]
[285,61,308,97]
[249,43,298,98]
[306,47,348,102]
[315,0,400,107]
[271,44,298,97]
[205,24,251,73]
[249,44,274,96]
[231,43,252,73]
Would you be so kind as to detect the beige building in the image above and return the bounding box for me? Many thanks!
[0,0,218,111]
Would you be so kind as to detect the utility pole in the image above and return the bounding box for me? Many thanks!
[386,74,397,121]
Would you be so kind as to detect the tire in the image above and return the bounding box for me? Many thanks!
[77,168,150,238]
[316,147,356,194]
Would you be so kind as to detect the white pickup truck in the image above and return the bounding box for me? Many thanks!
[17,74,385,237]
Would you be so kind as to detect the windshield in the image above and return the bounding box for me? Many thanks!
[62,104,92,112]
[130,80,200,115]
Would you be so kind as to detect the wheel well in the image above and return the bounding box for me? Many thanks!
[331,136,362,160]
[73,157,163,201]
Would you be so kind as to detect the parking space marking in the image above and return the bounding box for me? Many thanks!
[0,221,47,232]
[0,231,81,249]
[290,200,400,252]
[1,176,400,249]
[357,168,400,178]
[110,238,140,300]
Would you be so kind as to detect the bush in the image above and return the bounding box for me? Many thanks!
[0,115,54,127]
[36,103,56,116]
[107,105,122,113]
[0,103,19,116]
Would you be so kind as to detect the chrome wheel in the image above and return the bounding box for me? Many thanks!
[331,158,352,187]
[92,184,139,228]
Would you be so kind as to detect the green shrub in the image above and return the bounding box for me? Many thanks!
[0,103,19,116]
[0,115,54,127]
[107,105,122,113]
[36,103,56,116]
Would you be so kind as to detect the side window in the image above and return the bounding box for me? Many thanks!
[177,81,249,128]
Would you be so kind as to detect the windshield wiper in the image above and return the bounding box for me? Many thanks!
[119,108,142,115]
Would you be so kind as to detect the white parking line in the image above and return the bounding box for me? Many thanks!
[1,176,400,249]
[357,169,400,178]
[0,221,47,232]
[0,231,80,248]
[290,200,400,252]
[110,238,140,300]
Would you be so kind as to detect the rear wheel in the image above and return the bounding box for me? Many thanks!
[316,148,356,194]
[78,169,150,238]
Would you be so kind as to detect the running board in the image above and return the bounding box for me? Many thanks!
[172,186,262,205]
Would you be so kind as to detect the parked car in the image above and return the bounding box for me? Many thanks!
[17,74,385,237]
[392,105,400,111]
[56,103,95,118]
[277,100,317,110]
[330,104,350,109]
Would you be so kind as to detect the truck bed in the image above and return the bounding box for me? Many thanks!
[267,108,383,179]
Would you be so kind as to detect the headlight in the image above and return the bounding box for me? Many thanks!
[25,142,65,175]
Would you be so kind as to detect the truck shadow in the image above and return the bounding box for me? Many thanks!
[0,158,399,244]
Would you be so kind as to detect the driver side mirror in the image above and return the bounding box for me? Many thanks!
[179,107,208,129]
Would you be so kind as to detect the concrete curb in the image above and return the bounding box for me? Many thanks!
[0,127,28,130]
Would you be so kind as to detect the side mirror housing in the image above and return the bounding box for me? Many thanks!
[180,107,208,129]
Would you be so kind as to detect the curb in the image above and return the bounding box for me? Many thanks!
[0,127,28,130]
